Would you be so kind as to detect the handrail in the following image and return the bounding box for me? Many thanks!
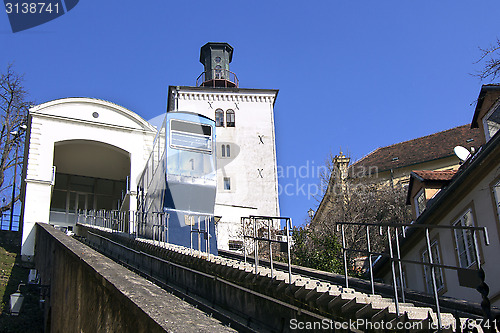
[242,215,293,284]
[196,69,239,88]
[336,220,491,330]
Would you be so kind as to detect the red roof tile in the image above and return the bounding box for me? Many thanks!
[350,125,484,175]
[412,170,457,181]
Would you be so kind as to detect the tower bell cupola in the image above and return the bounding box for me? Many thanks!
[197,42,238,88]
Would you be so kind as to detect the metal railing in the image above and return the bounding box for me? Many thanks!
[77,209,170,242]
[187,213,213,259]
[196,69,239,88]
[0,213,20,231]
[77,209,216,259]
[242,215,293,284]
[77,209,132,233]
[337,221,491,330]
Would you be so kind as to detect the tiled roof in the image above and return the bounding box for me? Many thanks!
[412,170,457,182]
[350,125,484,175]
[406,170,457,204]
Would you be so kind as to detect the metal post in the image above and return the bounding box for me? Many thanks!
[268,218,274,279]
[395,227,406,303]
[387,227,400,316]
[472,230,481,270]
[254,217,259,274]
[207,216,211,259]
[341,224,348,288]
[205,216,209,255]
[197,216,201,257]
[166,213,169,244]
[161,213,165,246]
[9,142,18,231]
[243,218,247,265]
[190,217,193,256]
[366,225,375,295]
[286,218,292,284]
[425,228,441,330]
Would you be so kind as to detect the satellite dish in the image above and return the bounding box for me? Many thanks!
[454,146,471,161]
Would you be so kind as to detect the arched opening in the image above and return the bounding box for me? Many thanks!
[49,140,131,226]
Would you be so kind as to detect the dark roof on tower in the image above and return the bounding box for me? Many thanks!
[200,42,234,63]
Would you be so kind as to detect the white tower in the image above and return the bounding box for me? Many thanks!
[167,42,280,251]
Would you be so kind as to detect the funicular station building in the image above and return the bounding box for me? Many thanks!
[20,42,280,260]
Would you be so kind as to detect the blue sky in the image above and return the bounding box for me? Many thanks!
[2,0,499,226]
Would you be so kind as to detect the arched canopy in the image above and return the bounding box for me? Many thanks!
[53,140,130,180]
[32,97,157,132]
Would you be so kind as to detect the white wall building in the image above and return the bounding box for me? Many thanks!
[168,43,280,251]
[20,97,157,259]
[20,42,281,257]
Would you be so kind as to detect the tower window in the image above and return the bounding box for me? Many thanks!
[215,65,222,79]
[220,144,230,158]
[215,109,224,127]
[223,177,231,190]
[226,109,235,127]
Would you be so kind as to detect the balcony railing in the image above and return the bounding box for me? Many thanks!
[196,69,239,88]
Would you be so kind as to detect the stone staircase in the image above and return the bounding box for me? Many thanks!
[138,238,496,332]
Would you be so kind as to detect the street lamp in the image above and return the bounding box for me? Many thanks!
[10,283,25,316]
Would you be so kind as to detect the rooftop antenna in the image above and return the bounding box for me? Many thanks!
[454,146,471,162]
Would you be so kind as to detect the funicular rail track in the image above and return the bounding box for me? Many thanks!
[77,231,258,332]
[75,224,500,333]
[76,226,334,333]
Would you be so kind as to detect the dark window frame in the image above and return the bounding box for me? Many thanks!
[226,109,235,127]
[215,109,224,127]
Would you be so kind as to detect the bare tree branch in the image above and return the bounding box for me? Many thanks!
[296,151,412,275]
[474,38,500,81]
[0,64,31,214]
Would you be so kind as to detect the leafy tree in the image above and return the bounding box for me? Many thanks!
[291,226,343,274]
[0,65,31,216]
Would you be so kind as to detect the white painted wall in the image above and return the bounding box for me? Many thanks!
[214,203,257,251]
[173,87,281,249]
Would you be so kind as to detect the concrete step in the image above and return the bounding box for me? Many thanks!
[328,292,366,311]
[137,240,475,333]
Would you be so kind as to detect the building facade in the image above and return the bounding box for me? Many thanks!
[314,125,484,225]
[167,43,280,250]
[375,84,500,307]
[20,42,281,257]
